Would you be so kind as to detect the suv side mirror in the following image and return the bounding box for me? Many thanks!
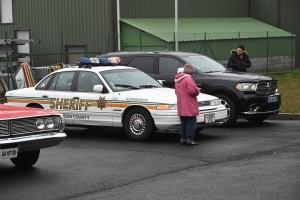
[177,68,184,74]
[93,84,104,93]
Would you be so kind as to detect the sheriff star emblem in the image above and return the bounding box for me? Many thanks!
[97,96,107,110]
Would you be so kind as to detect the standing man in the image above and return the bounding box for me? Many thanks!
[227,45,251,72]
[174,63,200,146]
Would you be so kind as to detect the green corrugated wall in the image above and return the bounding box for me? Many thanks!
[0,0,113,66]
[120,0,249,18]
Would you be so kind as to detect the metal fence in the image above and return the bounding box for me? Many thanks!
[0,30,297,97]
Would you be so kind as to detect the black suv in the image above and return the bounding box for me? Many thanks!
[99,51,281,127]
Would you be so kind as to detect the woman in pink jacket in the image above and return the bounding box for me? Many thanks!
[175,63,200,146]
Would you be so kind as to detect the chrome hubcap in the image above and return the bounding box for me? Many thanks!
[129,114,146,135]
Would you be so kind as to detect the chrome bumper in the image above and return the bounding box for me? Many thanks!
[0,132,66,152]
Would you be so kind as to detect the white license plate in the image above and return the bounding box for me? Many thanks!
[267,96,278,103]
[0,148,18,159]
[204,114,215,123]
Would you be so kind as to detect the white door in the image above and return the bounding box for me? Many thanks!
[70,71,113,126]
[16,30,30,62]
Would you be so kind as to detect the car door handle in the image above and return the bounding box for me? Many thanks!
[42,95,48,98]
[73,97,80,100]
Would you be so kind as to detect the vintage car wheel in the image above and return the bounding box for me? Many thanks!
[214,94,238,127]
[245,116,269,123]
[27,104,43,109]
[124,108,155,142]
[10,150,40,167]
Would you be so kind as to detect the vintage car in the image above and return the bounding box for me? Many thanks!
[5,57,227,141]
[0,104,66,167]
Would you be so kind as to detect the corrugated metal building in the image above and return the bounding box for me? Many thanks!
[0,0,298,68]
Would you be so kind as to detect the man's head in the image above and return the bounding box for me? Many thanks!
[237,45,245,56]
[183,63,196,75]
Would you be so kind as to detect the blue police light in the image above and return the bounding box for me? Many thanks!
[79,57,120,66]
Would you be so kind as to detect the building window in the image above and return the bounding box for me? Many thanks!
[1,0,13,23]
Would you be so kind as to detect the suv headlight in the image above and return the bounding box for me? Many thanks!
[236,83,256,91]
[156,104,177,110]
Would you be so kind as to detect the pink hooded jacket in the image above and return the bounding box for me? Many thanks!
[174,73,200,116]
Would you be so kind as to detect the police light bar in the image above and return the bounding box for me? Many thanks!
[79,57,121,66]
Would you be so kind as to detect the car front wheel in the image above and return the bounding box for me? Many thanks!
[124,108,155,142]
[10,150,40,167]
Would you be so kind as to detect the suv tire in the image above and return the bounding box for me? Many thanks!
[214,94,238,127]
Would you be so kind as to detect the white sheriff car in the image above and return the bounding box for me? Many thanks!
[5,57,227,141]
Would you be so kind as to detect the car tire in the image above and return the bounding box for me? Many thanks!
[124,108,155,142]
[10,150,40,167]
[214,94,238,127]
[245,116,269,123]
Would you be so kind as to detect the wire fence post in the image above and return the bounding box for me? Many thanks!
[140,31,142,51]
[204,32,206,55]
[291,33,294,72]
[60,32,63,66]
[5,31,10,91]
[266,31,269,74]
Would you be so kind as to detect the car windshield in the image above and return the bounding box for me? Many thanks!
[101,69,163,92]
[180,55,228,73]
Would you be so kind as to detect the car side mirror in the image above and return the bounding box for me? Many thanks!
[177,68,184,74]
[93,84,104,93]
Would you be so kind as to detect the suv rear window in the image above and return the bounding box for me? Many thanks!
[127,56,154,73]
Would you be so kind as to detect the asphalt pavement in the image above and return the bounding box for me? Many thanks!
[0,119,300,200]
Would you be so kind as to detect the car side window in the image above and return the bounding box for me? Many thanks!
[159,57,184,75]
[77,72,104,92]
[48,72,75,91]
[35,74,54,90]
[127,56,154,73]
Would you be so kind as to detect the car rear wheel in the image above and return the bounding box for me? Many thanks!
[10,150,40,167]
[214,94,238,127]
[124,108,155,142]
[245,116,269,123]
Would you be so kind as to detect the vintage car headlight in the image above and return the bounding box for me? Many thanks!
[236,83,256,91]
[156,104,177,110]
[46,118,55,129]
[57,115,65,132]
[210,99,221,106]
[36,119,45,130]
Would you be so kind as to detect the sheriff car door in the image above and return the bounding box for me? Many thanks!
[41,71,76,125]
[70,70,113,126]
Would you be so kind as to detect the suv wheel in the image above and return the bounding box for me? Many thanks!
[245,116,269,123]
[124,108,155,141]
[10,150,40,167]
[214,94,238,127]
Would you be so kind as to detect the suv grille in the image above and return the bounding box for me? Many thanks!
[255,82,277,95]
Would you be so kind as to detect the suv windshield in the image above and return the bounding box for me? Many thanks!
[180,55,228,73]
[101,69,163,92]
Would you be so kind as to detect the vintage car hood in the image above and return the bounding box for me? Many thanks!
[0,104,60,119]
[119,88,218,104]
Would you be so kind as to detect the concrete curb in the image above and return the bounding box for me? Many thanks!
[268,113,300,120]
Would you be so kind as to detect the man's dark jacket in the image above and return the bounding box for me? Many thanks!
[227,50,251,72]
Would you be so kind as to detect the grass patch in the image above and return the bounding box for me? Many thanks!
[0,98,4,104]
[266,69,300,114]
